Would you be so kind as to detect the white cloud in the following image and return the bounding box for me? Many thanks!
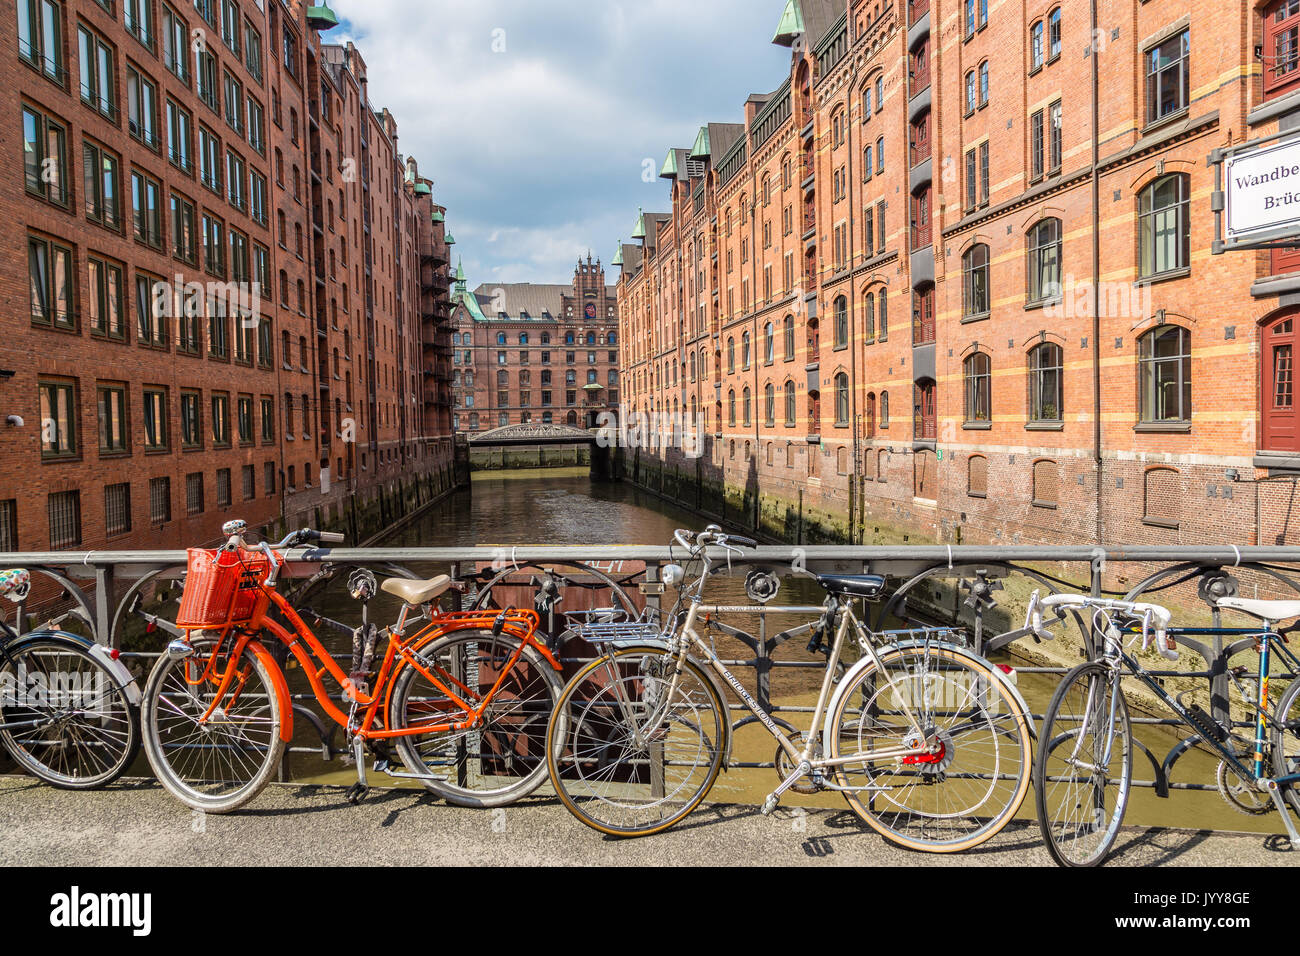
[330,0,790,283]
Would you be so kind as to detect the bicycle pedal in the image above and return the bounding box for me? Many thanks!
[373,758,389,774]
[345,783,369,805]
[760,795,779,816]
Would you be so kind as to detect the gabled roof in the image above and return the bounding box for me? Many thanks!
[708,123,744,164]
[773,0,843,47]
[660,147,690,180]
[689,126,711,160]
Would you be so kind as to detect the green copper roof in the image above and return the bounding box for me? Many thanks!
[631,207,645,240]
[772,0,803,45]
[455,259,465,283]
[611,243,623,266]
[659,149,679,179]
[306,2,340,30]
[689,126,710,159]
[445,232,456,245]
[413,181,431,196]
[431,210,445,223]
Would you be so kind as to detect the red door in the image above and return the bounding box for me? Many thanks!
[1263,314,1300,452]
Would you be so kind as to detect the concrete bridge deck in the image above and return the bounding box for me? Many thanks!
[0,776,1293,867]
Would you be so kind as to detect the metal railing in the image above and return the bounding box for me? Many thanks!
[5,543,1300,792]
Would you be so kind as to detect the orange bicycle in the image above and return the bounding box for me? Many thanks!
[139,519,565,813]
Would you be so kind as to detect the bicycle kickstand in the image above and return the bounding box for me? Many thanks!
[345,734,369,805]
[761,760,812,816]
[1264,780,1300,847]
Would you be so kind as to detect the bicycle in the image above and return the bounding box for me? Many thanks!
[139,519,565,813]
[1028,589,1300,866]
[545,526,1034,849]
[0,568,142,788]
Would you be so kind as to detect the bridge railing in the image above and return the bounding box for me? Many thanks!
[4,543,1300,795]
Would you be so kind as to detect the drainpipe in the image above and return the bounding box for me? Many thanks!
[1090,0,1103,547]
[847,57,861,545]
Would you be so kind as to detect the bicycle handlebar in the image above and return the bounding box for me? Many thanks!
[1026,590,1177,660]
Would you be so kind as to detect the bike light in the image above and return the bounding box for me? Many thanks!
[997,664,1013,674]
[661,564,685,587]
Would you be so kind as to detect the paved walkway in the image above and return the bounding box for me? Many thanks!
[1,776,1296,866]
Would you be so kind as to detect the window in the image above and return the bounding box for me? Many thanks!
[223,72,244,136]
[47,491,81,548]
[220,0,239,54]
[965,70,977,114]
[834,296,848,348]
[180,390,201,446]
[876,136,885,174]
[742,331,752,368]
[79,27,117,119]
[149,476,171,524]
[28,235,75,329]
[1032,459,1059,508]
[1031,20,1044,70]
[728,389,736,425]
[83,141,121,229]
[962,244,990,319]
[914,380,937,439]
[978,61,989,107]
[1048,7,1061,60]
[171,192,197,263]
[1266,0,1300,98]
[1138,325,1191,424]
[87,256,125,338]
[227,150,246,211]
[1031,109,1045,179]
[1048,100,1062,173]
[143,387,168,450]
[135,272,166,346]
[202,213,225,277]
[1028,342,1063,423]
[104,482,131,536]
[963,353,991,424]
[162,4,188,81]
[131,170,163,247]
[186,472,204,515]
[1144,466,1182,528]
[964,0,987,36]
[241,464,254,500]
[97,383,128,453]
[968,455,988,497]
[195,44,218,111]
[783,315,795,359]
[881,391,890,427]
[834,372,849,425]
[910,185,931,250]
[245,20,262,81]
[785,381,796,425]
[166,100,193,172]
[126,65,158,147]
[199,126,222,192]
[1138,174,1190,278]
[248,98,265,155]
[912,284,935,345]
[23,106,68,207]
[1145,29,1189,125]
[1027,219,1062,304]
[879,288,888,338]
[39,379,77,458]
[18,0,66,82]
[765,384,776,425]
[216,468,231,508]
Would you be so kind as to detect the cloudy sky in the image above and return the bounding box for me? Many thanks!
[332,0,792,286]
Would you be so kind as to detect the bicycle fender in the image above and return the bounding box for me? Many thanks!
[11,630,142,706]
[244,639,294,743]
[821,640,1037,746]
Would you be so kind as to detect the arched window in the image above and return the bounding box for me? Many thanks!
[1138,174,1190,278]
[764,383,775,424]
[519,332,529,344]
[965,70,977,114]
[968,454,988,497]
[914,378,936,439]
[541,331,550,344]
[689,352,697,382]
[834,372,849,425]
[764,321,774,363]
[880,390,889,426]
[497,332,506,345]
[876,136,885,173]
[1143,466,1182,528]
[912,283,935,344]
[962,244,990,318]
[1031,20,1044,70]
[1138,325,1191,423]
[865,392,876,437]
[1032,458,1059,509]
[728,389,736,425]
[497,369,508,386]
[742,386,752,425]
[978,60,989,106]
[963,352,991,423]
[834,295,848,348]
[742,331,751,368]
[1048,6,1062,59]
[837,446,849,475]
[727,336,735,372]
[863,144,874,180]
[1027,218,1062,304]
[783,315,795,359]
[864,291,876,340]
[1028,342,1064,422]
[784,380,796,425]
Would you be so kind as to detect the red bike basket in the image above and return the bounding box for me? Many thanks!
[176,548,271,628]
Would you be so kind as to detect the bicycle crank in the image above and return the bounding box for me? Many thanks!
[775,733,822,794]
[1216,760,1271,815]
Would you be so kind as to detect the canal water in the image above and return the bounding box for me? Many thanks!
[286,468,1278,840]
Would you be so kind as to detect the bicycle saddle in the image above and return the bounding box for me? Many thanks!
[815,573,886,599]
[381,574,453,605]
[1215,596,1300,624]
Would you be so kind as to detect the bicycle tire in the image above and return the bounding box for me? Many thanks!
[0,636,140,788]
[1034,661,1132,867]
[827,644,1032,853]
[546,645,726,837]
[1270,672,1300,817]
[141,634,285,813]
[390,629,563,808]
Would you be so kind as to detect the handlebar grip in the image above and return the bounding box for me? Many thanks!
[317,531,345,545]
[724,535,758,549]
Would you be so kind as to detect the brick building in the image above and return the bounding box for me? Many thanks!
[1,0,456,553]
[617,0,1300,548]
[450,255,620,431]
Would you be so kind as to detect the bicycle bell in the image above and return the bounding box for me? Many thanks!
[745,568,781,604]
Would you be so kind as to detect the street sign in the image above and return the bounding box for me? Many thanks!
[1211,130,1300,253]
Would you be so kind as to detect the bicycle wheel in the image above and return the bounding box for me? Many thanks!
[546,646,726,837]
[141,634,285,813]
[1034,661,1132,866]
[1270,673,1300,817]
[390,629,563,808]
[828,644,1032,852]
[0,637,140,788]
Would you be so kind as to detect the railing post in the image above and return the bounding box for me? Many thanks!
[95,565,114,647]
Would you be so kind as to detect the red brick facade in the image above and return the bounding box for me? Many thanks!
[0,0,455,553]
[618,0,1300,547]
